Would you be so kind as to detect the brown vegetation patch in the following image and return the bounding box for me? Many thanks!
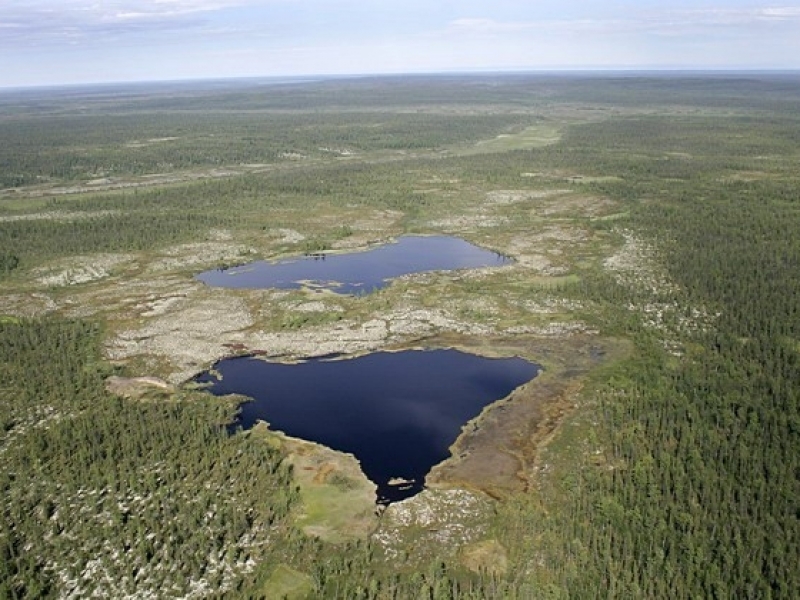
[0,293,58,317]
[425,333,630,498]
[535,194,617,218]
[460,539,509,575]
[105,376,174,400]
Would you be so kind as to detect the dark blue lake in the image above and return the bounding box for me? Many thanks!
[195,349,538,503]
[195,235,510,294]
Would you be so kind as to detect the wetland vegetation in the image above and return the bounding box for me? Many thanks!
[1,73,799,598]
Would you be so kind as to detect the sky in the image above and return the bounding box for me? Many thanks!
[2,1,800,88]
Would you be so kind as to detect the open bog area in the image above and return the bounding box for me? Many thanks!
[1,74,799,598]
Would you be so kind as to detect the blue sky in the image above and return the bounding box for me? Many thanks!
[2,1,799,87]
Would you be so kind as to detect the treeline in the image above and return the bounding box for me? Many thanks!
[0,110,526,188]
[0,212,224,277]
[0,253,18,274]
[3,74,796,117]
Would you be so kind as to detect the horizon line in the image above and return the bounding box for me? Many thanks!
[3,67,800,92]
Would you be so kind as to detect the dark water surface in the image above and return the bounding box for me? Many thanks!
[195,235,510,294]
[196,349,538,503]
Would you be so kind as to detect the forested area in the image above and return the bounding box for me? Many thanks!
[587,134,799,597]
[485,113,800,597]
[0,110,526,188]
[0,213,222,276]
[0,320,297,597]
[1,75,798,597]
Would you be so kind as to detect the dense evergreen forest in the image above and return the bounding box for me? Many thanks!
[0,319,301,597]
[1,74,798,597]
[490,116,800,597]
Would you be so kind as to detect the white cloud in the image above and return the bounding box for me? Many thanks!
[446,5,800,39]
[99,0,247,20]
[449,16,631,35]
[646,6,800,26]
[0,0,250,44]
[757,6,800,19]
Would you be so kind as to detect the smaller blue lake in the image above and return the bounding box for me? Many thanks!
[195,349,539,503]
[195,235,510,294]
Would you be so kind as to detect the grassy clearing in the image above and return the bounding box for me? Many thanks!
[252,425,378,544]
[260,564,315,600]
[462,123,562,154]
[592,210,630,222]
